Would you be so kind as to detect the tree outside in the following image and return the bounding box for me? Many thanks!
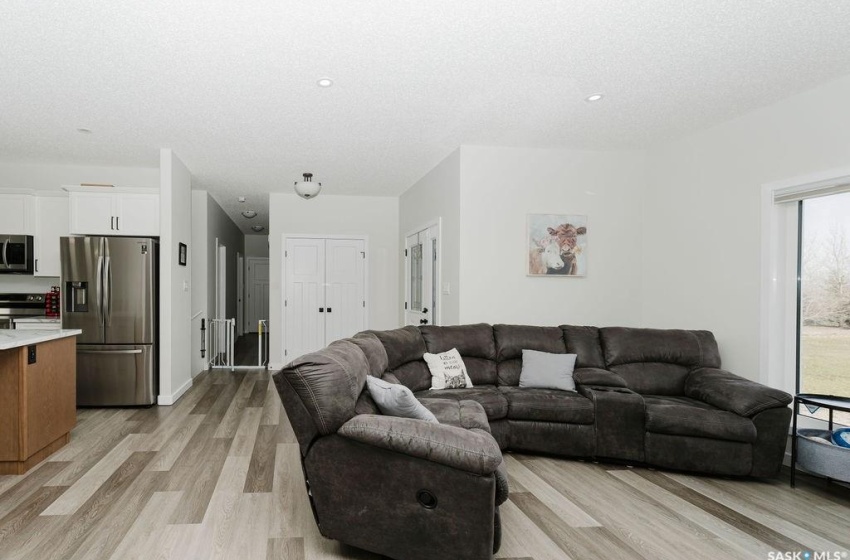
[800,194,850,426]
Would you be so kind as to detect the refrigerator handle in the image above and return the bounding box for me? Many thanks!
[78,349,143,355]
[1,239,7,268]
[96,255,104,325]
[104,256,112,326]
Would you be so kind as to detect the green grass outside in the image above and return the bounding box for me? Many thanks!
[800,326,850,426]
[801,327,850,396]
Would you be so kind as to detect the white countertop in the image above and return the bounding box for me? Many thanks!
[13,317,61,323]
[0,329,83,350]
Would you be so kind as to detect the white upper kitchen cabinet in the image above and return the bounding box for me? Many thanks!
[113,193,160,236]
[68,188,159,236]
[0,194,35,234]
[34,195,70,277]
[69,191,113,235]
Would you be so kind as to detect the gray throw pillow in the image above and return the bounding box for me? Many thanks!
[519,350,578,391]
[366,376,439,423]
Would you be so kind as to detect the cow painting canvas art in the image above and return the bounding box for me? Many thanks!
[527,214,588,277]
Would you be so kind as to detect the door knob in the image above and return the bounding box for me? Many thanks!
[419,318,428,325]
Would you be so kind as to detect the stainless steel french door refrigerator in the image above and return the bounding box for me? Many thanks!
[61,236,158,406]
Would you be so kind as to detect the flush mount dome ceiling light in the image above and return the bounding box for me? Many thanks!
[251,225,265,232]
[241,210,257,218]
[294,172,322,199]
[585,93,604,102]
[317,77,334,88]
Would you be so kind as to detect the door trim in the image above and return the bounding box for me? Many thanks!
[281,233,370,359]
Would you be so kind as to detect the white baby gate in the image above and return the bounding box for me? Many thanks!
[208,318,270,370]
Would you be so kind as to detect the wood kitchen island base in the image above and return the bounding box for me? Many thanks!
[0,333,79,475]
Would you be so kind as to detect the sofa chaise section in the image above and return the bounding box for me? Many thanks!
[274,336,504,560]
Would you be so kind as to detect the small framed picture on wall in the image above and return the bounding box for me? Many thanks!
[178,243,187,266]
[527,213,588,276]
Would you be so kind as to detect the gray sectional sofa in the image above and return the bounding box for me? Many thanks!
[273,324,792,560]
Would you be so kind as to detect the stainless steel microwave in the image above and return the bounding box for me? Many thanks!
[1,235,34,274]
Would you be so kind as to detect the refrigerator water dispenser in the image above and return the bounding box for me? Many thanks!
[66,281,89,312]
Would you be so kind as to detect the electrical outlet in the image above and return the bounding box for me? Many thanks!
[27,345,36,364]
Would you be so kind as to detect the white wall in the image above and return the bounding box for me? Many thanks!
[458,146,647,327]
[269,193,400,367]
[244,235,269,258]
[399,149,461,325]
[0,160,159,191]
[159,149,193,405]
[190,191,209,377]
[642,74,850,380]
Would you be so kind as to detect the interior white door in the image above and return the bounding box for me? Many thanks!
[284,239,326,362]
[253,281,270,331]
[404,225,438,326]
[246,257,270,331]
[325,239,366,344]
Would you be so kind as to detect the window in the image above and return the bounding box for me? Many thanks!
[798,192,850,425]
[409,243,423,311]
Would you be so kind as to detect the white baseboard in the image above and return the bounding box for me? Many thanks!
[267,362,284,371]
[157,377,194,406]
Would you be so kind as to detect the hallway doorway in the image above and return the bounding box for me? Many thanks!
[234,333,260,366]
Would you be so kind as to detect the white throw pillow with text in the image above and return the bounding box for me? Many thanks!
[423,348,474,390]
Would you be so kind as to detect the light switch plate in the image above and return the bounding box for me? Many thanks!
[442,282,451,295]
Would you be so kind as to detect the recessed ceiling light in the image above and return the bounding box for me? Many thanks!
[251,225,265,232]
[237,196,246,203]
[241,210,257,218]
[585,93,604,102]
[76,128,92,134]
[317,78,334,88]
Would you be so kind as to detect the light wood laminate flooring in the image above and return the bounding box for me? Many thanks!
[1,368,849,560]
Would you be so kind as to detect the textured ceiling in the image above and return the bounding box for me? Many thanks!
[2,1,850,233]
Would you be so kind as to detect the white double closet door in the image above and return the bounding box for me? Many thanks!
[284,237,366,361]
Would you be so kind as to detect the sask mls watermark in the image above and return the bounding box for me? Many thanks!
[768,552,848,560]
